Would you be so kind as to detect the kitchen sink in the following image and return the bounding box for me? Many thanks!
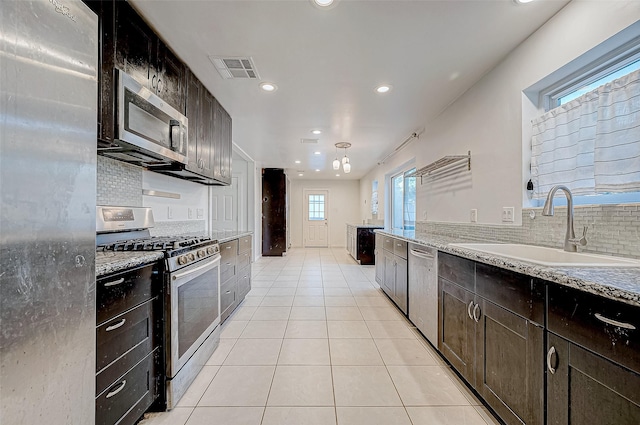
[448,243,640,267]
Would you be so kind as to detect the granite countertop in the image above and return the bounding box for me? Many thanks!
[211,230,253,243]
[375,229,640,307]
[346,223,385,229]
[96,231,253,276]
[96,251,164,277]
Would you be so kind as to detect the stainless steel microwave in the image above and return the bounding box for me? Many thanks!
[105,69,188,166]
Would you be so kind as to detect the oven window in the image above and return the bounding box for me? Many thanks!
[178,265,219,357]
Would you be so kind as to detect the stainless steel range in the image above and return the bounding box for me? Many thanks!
[97,206,221,409]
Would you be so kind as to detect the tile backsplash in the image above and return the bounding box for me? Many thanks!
[150,220,207,237]
[416,204,640,259]
[97,156,143,206]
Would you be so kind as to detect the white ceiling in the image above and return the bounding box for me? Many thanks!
[131,0,569,180]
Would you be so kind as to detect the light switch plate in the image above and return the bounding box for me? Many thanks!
[188,208,193,219]
[167,206,173,219]
[470,209,478,223]
[196,208,204,219]
[502,207,514,222]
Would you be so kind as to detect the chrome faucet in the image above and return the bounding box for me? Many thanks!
[542,185,587,252]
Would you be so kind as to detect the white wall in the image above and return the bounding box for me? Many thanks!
[290,179,360,248]
[142,170,209,226]
[360,0,640,226]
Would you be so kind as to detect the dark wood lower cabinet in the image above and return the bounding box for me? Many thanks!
[476,299,544,425]
[438,278,475,385]
[547,332,640,425]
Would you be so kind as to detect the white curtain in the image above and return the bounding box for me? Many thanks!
[531,92,598,199]
[594,69,640,193]
[531,68,640,199]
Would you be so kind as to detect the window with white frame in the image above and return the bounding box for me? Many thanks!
[530,42,640,206]
[391,168,416,230]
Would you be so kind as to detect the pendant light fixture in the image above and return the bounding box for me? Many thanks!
[334,142,352,173]
[332,146,340,170]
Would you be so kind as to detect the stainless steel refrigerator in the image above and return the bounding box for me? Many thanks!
[0,1,98,423]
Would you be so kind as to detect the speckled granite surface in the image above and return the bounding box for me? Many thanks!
[375,229,640,307]
[346,223,385,229]
[96,232,253,276]
[211,230,253,244]
[96,251,164,277]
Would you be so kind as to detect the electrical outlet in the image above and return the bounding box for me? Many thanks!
[196,208,204,219]
[502,207,514,223]
[470,209,478,223]
[422,210,428,220]
[188,208,193,219]
[167,206,173,219]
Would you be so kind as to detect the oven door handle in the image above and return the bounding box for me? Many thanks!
[172,256,220,281]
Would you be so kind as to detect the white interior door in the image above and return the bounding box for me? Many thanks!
[210,175,240,231]
[303,189,329,248]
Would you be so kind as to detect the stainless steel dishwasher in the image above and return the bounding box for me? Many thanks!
[408,243,438,345]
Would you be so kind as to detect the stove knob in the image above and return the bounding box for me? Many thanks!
[207,247,214,255]
[178,255,188,265]
[198,249,206,258]
[187,253,195,262]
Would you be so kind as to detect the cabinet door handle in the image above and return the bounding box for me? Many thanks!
[151,74,157,89]
[547,346,557,374]
[472,303,481,322]
[106,380,127,399]
[103,277,125,287]
[157,78,163,94]
[105,319,126,332]
[467,301,474,320]
[594,313,636,330]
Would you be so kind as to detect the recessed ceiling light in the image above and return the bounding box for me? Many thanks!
[514,0,535,3]
[314,0,334,7]
[375,85,391,94]
[314,151,321,155]
[298,173,304,177]
[295,160,301,164]
[259,82,277,92]
[311,130,322,135]
[315,169,320,172]
[335,174,340,177]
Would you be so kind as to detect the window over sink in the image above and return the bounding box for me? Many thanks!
[524,25,640,207]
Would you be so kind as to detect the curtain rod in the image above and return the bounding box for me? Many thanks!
[377,129,423,165]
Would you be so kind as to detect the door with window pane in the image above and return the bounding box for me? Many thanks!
[304,189,329,247]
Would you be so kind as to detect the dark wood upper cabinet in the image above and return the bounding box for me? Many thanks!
[114,1,185,113]
[89,0,232,185]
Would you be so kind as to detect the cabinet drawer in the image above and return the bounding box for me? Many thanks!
[96,298,157,378]
[221,278,238,322]
[393,239,407,259]
[383,236,395,252]
[548,284,640,373]
[97,264,157,325]
[221,257,237,283]
[221,278,237,313]
[476,263,545,325]
[220,240,238,261]
[96,348,158,425]
[237,270,251,300]
[238,235,252,254]
[238,250,251,271]
[438,252,475,292]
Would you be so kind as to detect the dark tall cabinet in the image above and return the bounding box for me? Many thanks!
[262,168,288,256]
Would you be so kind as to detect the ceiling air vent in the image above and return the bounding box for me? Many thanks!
[209,56,260,79]
[300,138,319,144]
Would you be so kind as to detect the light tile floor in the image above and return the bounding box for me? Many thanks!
[140,248,501,425]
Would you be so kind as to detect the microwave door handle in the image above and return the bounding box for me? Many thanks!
[169,120,182,151]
